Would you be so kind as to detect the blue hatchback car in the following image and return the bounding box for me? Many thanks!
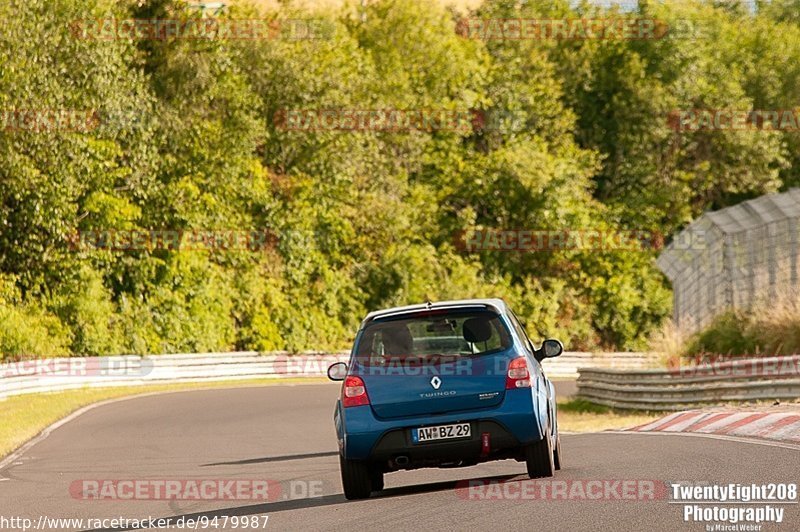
[327,298,564,500]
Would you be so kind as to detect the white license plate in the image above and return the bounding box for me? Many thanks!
[412,423,471,443]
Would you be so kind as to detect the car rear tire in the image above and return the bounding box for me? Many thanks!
[525,431,555,479]
[371,469,384,492]
[339,454,373,500]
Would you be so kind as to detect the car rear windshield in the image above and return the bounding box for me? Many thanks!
[354,309,511,365]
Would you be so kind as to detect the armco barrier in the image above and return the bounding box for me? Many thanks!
[0,351,658,400]
[0,352,348,400]
[577,355,800,410]
[541,352,658,378]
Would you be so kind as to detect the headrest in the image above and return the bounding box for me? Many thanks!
[383,325,413,355]
[463,317,492,343]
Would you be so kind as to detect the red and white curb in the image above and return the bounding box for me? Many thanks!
[626,410,800,443]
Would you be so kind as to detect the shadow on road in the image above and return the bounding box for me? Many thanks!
[88,473,522,531]
[372,473,521,500]
[201,451,339,466]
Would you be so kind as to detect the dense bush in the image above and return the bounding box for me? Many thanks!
[1,0,798,358]
[684,295,800,357]
[0,275,71,359]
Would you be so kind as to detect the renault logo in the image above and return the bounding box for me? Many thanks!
[430,376,442,390]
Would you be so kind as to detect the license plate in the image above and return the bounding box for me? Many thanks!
[411,423,471,444]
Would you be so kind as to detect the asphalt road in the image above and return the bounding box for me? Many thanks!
[0,383,798,531]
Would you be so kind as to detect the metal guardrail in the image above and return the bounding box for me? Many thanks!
[0,352,349,400]
[541,352,657,378]
[577,355,800,410]
[0,351,658,400]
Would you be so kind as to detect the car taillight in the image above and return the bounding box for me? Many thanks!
[343,376,370,407]
[505,357,531,389]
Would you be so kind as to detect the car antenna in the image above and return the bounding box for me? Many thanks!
[425,300,433,310]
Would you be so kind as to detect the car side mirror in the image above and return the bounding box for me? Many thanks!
[327,362,348,381]
[535,339,563,361]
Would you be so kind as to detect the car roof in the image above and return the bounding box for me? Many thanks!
[363,298,509,324]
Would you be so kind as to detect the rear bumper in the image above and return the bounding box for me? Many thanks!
[369,419,521,469]
[339,389,543,462]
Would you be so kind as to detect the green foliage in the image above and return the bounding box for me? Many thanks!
[684,311,758,356]
[547,0,787,233]
[48,266,124,356]
[685,294,800,357]
[2,0,798,357]
[557,398,612,415]
[0,276,71,360]
[116,254,237,354]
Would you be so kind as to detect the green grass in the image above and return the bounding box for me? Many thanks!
[558,397,614,414]
[0,377,327,460]
[556,398,662,432]
[653,295,800,359]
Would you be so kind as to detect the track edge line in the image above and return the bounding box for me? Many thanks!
[0,380,334,474]
[596,429,800,451]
